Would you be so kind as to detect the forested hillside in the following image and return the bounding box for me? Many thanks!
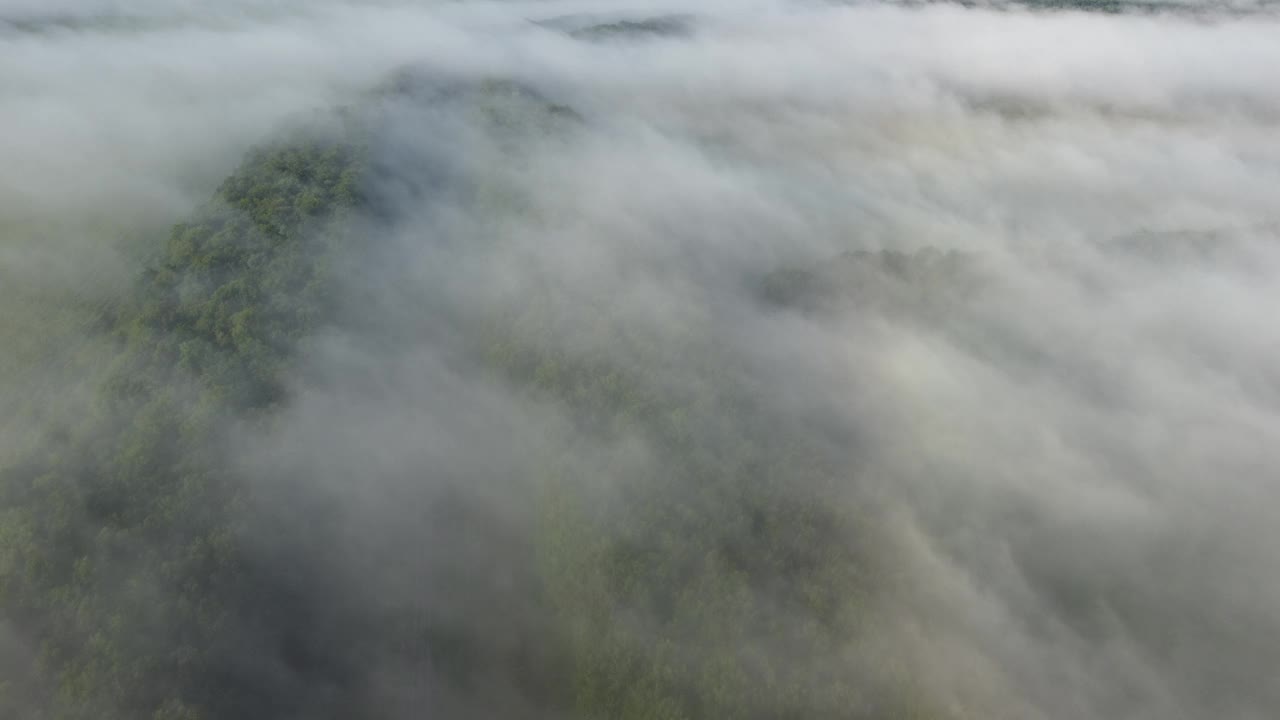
[0,82,939,720]
[1,135,367,719]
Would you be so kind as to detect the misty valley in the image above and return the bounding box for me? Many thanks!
[3,3,1280,720]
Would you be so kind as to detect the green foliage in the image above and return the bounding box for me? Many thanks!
[0,135,365,720]
[567,15,693,41]
[483,288,901,719]
[761,248,979,321]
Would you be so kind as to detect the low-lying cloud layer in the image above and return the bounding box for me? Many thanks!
[3,1,1280,719]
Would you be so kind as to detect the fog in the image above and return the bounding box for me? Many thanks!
[3,1,1279,719]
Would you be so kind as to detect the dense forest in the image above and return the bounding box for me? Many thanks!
[1,134,367,719]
